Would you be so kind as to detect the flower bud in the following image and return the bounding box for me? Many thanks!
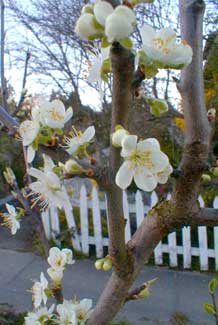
[82,3,94,15]
[105,12,133,42]
[95,258,105,270]
[94,1,114,26]
[64,159,84,175]
[137,287,150,298]
[201,174,211,182]
[102,258,112,271]
[148,98,168,117]
[75,13,103,40]
[212,167,218,177]
[112,126,129,148]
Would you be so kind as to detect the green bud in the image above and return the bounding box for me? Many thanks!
[137,287,150,298]
[212,167,218,177]
[103,259,112,271]
[201,174,211,182]
[95,258,105,270]
[64,160,84,175]
[208,278,218,294]
[203,302,215,315]
[112,127,129,148]
[147,98,168,117]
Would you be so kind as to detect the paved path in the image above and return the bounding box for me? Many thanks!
[0,246,215,324]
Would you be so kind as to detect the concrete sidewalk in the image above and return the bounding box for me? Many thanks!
[0,246,215,324]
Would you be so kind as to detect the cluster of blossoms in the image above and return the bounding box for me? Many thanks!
[19,99,73,163]
[25,247,93,325]
[112,126,173,191]
[75,1,136,44]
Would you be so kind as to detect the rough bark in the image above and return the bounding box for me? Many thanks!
[88,1,213,324]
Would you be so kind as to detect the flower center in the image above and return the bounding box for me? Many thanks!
[152,35,174,54]
[128,149,154,169]
[48,109,64,121]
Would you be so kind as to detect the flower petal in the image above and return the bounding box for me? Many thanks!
[121,135,138,157]
[137,138,160,152]
[81,126,95,142]
[27,146,36,163]
[64,107,73,124]
[134,169,158,192]
[115,161,134,189]
[150,150,169,172]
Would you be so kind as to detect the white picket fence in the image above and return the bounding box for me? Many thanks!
[41,185,218,271]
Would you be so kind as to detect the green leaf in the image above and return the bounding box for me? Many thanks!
[203,302,215,315]
[101,36,111,48]
[120,37,133,49]
[208,278,218,294]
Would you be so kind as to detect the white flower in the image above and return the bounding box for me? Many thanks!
[140,25,193,69]
[47,267,64,284]
[72,299,93,325]
[156,163,173,184]
[105,9,134,42]
[111,127,129,147]
[48,247,68,270]
[62,248,75,265]
[56,300,77,325]
[40,99,73,129]
[64,126,95,156]
[1,204,20,235]
[94,1,114,26]
[31,272,48,309]
[116,135,169,191]
[24,305,54,325]
[88,47,110,100]
[75,13,101,40]
[19,120,40,147]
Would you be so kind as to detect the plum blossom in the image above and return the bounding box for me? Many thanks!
[88,46,110,100]
[56,300,77,325]
[116,135,170,191]
[64,126,95,156]
[47,247,74,270]
[71,299,93,325]
[40,99,73,129]
[1,204,20,235]
[28,155,71,211]
[31,272,48,309]
[140,25,193,69]
[24,305,55,325]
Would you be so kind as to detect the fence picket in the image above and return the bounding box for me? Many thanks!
[135,191,144,228]
[50,206,60,238]
[154,242,163,265]
[151,191,158,208]
[213,197,218,270]
[182,226,191,269]
[198,195,208,271]
[41,210,51,239]
[80,185,89,255]
[92,187,103,258]
[168,232,178,267]
[123,191,131,242]
[64,207,81,251]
